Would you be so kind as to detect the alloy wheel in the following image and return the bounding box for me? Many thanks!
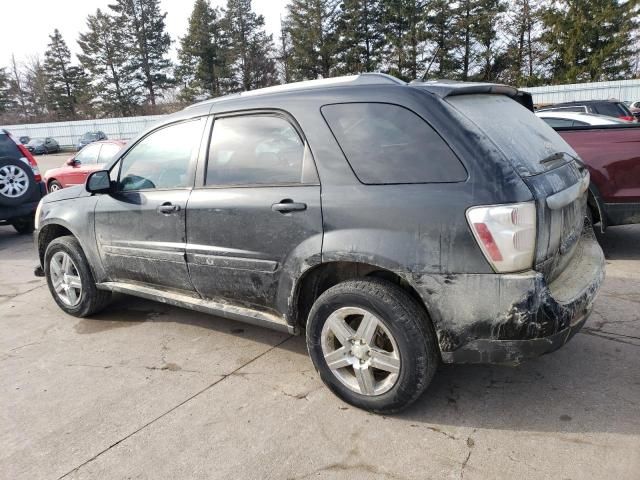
[49,251,83,307]
[0,164,29,198]
[320,306,401,396]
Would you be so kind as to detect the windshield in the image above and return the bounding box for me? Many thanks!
[28,138,45,145]
[447,94,577,176]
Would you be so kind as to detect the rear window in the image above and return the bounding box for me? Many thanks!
[321,103,466,184]
[0,133,22,160]
[595,102,629,117]
[447,94,575,176]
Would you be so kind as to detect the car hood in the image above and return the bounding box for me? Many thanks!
[42,185,91,204]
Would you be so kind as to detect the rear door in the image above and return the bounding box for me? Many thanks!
[186,112,322,313]
[94,118,206,291]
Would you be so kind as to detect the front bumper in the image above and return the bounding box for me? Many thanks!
[412,225,605,364]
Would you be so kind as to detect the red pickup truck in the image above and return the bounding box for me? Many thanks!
[553,124,640,230]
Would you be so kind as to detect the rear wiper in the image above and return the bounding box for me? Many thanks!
[540,151,586,169]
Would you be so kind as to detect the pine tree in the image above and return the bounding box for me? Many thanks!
[223,0,278,91]
[542,0,638,83]
[381,0,429,81]
[43,29,89,120]
[336,0,385,74]
[176,0,231,102]
[283,0,341,80]
[424,0,460,79]
[0,68,11,114]
[78,8,141,116]
[276,19,293,83]
[109,0,173,108]
[501,0,545,85]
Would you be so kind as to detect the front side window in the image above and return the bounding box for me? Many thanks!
[75,143,102,164]
[118,119,203,191]
[322,103,466,184]
[206,115,308,186]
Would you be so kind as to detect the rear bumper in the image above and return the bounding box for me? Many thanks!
[412,224,605,364]
[0,181,46,222]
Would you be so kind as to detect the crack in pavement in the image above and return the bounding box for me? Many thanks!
[56,334,293,479]
[579,328,640,347]
[0,283,47,305]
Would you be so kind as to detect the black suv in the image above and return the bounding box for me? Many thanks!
[0,130,46,234]
[538,99,636,121]
[34,74,604,413]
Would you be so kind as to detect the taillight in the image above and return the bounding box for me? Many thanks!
[466,202,536,273]
[619,115,635,122]
[7,132,42,182]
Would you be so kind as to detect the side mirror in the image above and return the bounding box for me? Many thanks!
[65,158,77,166]
[86,170,112,194]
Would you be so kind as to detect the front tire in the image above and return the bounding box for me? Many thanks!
[48,180,63,193]
[306,278,439,413]
[44,235,111,317]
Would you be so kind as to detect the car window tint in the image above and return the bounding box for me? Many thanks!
[322,103,466,184]
[98,143,121,163]
[572,120,589,126]
[75,143,102,164]
[119,119,203,191]
[0,134,21,160]
[206,115,306,186]
[541,118,575,128]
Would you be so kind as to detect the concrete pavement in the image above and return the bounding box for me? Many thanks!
[1,223,639,479]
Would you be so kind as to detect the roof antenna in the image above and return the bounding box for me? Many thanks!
[420,46,440,82]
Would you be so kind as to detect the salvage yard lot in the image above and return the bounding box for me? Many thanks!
[1,216,639,478]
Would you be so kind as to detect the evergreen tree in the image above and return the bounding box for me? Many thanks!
[109,0,173,108]
[223,0,278,91]
[78,8,141,116]
[277,19,293,83]
[501,0,545,85]
[472,0,507,81]
[176,0,231,102]
[381,0,428,81]
[424,0,460,79]
[0,68,11,113]
[542,0,638,83]
[336,0,385,74]
[43,29,89,119]
[284,0,341,80]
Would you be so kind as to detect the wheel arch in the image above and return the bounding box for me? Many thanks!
[289,261,430,332]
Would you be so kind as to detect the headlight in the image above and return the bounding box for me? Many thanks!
[34,199,44,231]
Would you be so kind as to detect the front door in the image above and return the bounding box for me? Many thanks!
[95,118,206,292]
[186,113,322,314]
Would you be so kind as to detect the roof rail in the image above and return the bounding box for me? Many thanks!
[185,73,406,109]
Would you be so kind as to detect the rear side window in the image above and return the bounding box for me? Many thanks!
[98,143,121,163]
[322,103,466,184]
[541,118,575,128]
[206,115,314,186]
[595,102,628,117]
[75,143,102,164]
[0,133,22,160]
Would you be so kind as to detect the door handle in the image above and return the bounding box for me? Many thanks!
[157,202,181,214]
[272,199,307,214]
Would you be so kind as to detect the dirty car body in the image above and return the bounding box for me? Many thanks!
[34,74,605,412]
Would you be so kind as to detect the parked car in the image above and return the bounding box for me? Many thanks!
[26,137,60,155]
[19,136,30,145]
[538,99,636,122]
[545,121,640,229]
[77,131,107,150]
[0,129,46,234]
[34,74,604,413]
[44,140,125,192]
[629,100,640,120]
[536,111,631,127]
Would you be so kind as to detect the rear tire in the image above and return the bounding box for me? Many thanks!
[44,235,111,317]
[11,216,34,234]
[306,278,439,414]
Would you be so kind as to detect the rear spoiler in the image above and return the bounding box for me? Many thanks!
[410,80,535,112]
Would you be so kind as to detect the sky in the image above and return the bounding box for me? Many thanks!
[0,0,288,68]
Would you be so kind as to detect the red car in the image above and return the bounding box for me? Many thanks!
[44,140,125,192]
